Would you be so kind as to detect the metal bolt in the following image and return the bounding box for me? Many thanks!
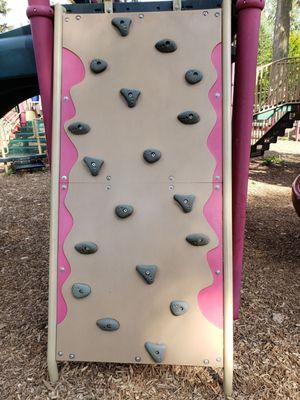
[63,96,69,102]
[203,11,209,16]
[214,175,220,180]
[215,270,221,275]
[69,353,75,359]
[62,184,67,190]
[184,199,188,204]
[105,185,111,191]
[203,359,209,365]
[107,8,112,13]
[60,267,65,272]
[123,208,128,213]
[139,14,144,19]
[168,176,174,181]
[91,162,96,167]
[169,185,174,191]
[106,176,111,181]
[214,184,220,190]
[216,357,222,362]
[76,15,81,20]
[215,92,221,98]
[65,17,69,22]
[215,12,220,17]
[151,152,156,157]
[58,351,63,356]
[135,356,141,362]
[33,8,37,13]
[145,271,150,276]
[61,175,67,180]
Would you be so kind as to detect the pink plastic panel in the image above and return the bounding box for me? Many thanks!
[57,48,85,324]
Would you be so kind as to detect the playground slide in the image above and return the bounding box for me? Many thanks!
[0,25,39,117]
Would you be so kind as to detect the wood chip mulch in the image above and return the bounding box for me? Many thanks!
[0,151,299,399]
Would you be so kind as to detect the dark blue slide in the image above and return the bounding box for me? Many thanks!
[0,25,39,117]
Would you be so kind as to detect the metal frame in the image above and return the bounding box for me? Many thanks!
[222,0,233,397]
[47,3,63,383]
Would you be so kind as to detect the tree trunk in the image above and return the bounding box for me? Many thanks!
[272,0,292,61]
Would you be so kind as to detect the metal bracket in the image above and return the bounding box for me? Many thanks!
[104,0,113,14]
[173,0,182,11]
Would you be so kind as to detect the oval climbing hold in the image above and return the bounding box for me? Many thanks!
[170,300,189,316]
[75,241,98,255]
[90,58,108,74]
[155,39,177,53]
[96,318,120,332]
[83,157,104,176]
[68,122,90,135]
[136,265,158,284]
[173,194,195,213]
[145,342,166,363]
[186,233,210,246]
[111,17,132,37]
[72,283,91,299]
[177,111,200,125]
[115,204,134,219]
[185,69,203,84]
[143,149,161,164]
[120,88,141,108]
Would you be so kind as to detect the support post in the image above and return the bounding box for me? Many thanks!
[232,0,265,319]
[27,0,54,161]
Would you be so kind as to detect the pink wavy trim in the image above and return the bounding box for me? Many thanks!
[198,43,223,329]
[57,48,85,324]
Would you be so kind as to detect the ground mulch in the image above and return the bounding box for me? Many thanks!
[0,145,299,399]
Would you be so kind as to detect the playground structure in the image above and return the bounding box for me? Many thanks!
[0,101,47,172]
[1,0,300,398]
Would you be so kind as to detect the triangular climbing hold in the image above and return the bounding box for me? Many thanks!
[186,233,210,246]
[120,88,141,108]
[83,157,104,176]
[136,265,157,284]
[145,342,166,363]
[170,300,189,316]
[173,194,195,213]
[111,17,132,37]
[72,283,91,299]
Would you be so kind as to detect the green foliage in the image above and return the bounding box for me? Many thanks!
[262,155,284,166]
[289,31,300,57]
[0,0,9,33]
[258,0,300,65]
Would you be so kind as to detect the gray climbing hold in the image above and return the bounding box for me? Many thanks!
[90,58,108,74]
[155,39,177,53]
[72,283,91,299]
[136,265,157,284]
[68,122,90,135]
[96,318,120,331]
[170,300,189,316]
[143,149,161,164]
[185,69,203,84]
[120,88,141,108]
[173,194,195,213]
[75,241,98,255]
[115,204,134,219]
[177,111,200,125]
[111,17,132,37]
[186,233,210,246]
[145,342,166,363]
[83,156,104,176]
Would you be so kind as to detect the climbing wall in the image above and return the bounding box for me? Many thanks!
[55,9,224,366]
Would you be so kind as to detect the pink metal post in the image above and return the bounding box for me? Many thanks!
[27,0,54,160]
[232,0,265,319]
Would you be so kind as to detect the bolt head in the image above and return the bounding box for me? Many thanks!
[203,359,209,365]
[135,356,141,362]
[69,353,75,359]
[58,351,63,356]
[203,11,209,16]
